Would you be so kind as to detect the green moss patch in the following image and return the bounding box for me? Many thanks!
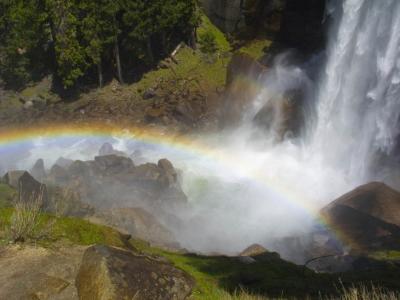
[237,39,272,60]
[0,207,127,248]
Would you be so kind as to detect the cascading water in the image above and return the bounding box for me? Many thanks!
[311,0,400,183]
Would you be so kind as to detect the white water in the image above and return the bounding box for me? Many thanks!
[2,0,400,257]
[311,0,400,183]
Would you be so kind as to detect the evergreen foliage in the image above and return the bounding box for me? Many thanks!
[0,0,199,89]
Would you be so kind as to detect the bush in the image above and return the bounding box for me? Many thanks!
[199,31,218,55]
[8,189,44,243]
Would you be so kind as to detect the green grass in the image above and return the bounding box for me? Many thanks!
[129,11,231,95]
[370,250,400,261]
[130,239,334,299]
[0,207,127,248]
[237,39,273,60]
[197,13,231,53]
[131,45,230,96]
[0,184,16,208]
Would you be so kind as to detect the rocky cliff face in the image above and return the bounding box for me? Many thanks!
[200,0,326,52]
[200,0,243,33]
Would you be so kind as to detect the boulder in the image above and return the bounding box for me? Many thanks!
[98,143,126,157]
[76,245,194,300]
[94,155,134,175]
[239,244,280,262]
[55,157,74,168]
[96,207,178,248]
[158,159,178,187]
[46,185,95,217]
[321,182,400,253]
[143,88,157,100]
[30,158,46,181]
[2,170,26,188]
[17,171,48,204]
[67,160,92,179]
[48,164,70,185]
[240,244,268,257]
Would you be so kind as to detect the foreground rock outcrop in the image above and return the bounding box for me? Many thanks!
[0,245,85,300]
[76,245,194,300]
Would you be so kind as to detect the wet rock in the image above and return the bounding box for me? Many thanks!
[221,53,266,126]
[94,155,134,175]
[30,158,46,182]
[158,158,178,187]
[55,157,74,168]
[48,164,70,185]
[67,161,92,179]
[98,143,126,157]
[320,182,400,253]
[76,245,194,300]
[253,89,306,140]
[46,185,95,217]
[96,207,179,249]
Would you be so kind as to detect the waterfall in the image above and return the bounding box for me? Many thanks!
[311,0,400,181]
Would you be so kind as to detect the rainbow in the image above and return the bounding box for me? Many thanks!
[0,122,354,250]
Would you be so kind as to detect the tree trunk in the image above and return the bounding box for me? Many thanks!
[190,27,197,50]
[161,32,167,56]
[114,40,124,84]
[146,37,154,64]
[97,61,103,88]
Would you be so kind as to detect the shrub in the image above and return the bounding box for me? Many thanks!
[199,31,218,55]
[8,189,44,243]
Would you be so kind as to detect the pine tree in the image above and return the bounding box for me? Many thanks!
[79,0,120,87]
[46,0,87,88]
[0,0,49,88]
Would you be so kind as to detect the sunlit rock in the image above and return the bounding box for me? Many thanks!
[76,245,194,300]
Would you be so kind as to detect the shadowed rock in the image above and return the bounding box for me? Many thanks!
[2,170,26,188]
[321,182,400,253]
[17,171,48,204]
[76,245,194,300]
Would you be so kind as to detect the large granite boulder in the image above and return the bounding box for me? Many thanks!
[76,245,194,300]
[321,182,400,253]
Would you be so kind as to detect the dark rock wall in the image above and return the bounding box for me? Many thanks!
[200,0,326,52]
